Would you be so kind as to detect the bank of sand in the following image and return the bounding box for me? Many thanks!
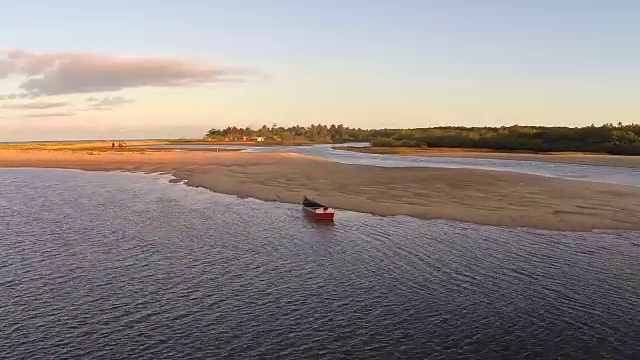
[1,149,639,232]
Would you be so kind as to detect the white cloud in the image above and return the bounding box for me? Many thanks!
[87,96,134,107]
[3,101,68,109]
[24,112,77,118]
[77,96,135,111]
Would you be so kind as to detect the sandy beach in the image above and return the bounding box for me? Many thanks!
[1,149,639,231]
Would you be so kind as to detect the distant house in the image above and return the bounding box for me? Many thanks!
[251,136,265,142]
[224,135,249,141]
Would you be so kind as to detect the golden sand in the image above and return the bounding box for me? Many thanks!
[1,149,639,232]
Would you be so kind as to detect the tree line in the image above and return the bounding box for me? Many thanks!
[205,122,640,155]
[205,124,368,143]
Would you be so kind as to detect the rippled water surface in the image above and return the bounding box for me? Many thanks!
[1,169,639,359]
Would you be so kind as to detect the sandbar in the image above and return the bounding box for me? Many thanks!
[1,149,639,232]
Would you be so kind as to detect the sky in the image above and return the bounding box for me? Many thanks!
[1,0,639,140]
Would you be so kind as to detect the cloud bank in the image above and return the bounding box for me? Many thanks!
[24,112,77,118]
[87,96,134,107]
[1,50,253,97]
[80,96,135,111]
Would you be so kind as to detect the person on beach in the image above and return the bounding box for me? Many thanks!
[112,142,115,149]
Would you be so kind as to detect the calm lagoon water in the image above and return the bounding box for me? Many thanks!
[1,168,639,359]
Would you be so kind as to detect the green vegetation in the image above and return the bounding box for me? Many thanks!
[205,124,367,143]
[205,122,640,155]
[365,123,640,155]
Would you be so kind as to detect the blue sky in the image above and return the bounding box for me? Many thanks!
[1,0,639,140]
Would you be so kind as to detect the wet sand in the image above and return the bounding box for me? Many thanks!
[1,149,639,232]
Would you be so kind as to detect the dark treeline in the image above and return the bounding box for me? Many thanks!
[205,124,368,143]
[205,122,640,155]
[366,123,640,155]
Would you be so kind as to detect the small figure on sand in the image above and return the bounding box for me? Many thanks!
[111,142,115,149]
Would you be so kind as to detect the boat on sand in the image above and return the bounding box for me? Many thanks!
[302,196,335,221]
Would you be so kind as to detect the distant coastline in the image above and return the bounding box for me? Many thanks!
[203,123,640,156]
[3,138,639,169]
[4,122,640,156]
[0,140,313,152]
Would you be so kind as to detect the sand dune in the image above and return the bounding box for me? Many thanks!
[1,149,639,232]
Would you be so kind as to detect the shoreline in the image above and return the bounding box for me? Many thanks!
[1,149,640,232]
[0,140,328,151]
[335,146,640,169]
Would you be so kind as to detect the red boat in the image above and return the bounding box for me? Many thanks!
[302,196,335,221]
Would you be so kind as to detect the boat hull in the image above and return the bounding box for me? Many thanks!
[302,206,335,221]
